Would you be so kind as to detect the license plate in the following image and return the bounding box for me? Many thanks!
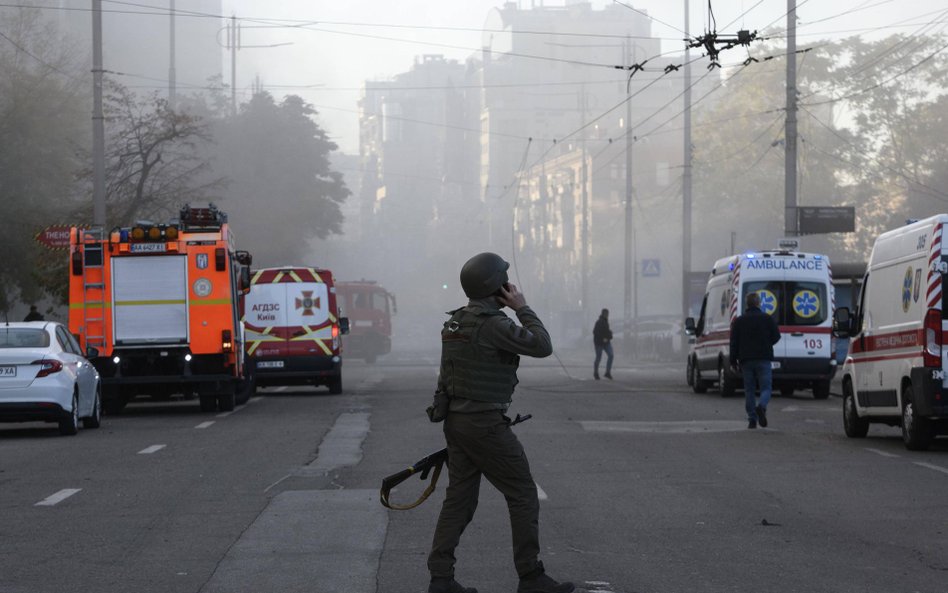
[257,361,284,369]
[771,361,782,369]
[130,243,167,253]
[0,366,16,377]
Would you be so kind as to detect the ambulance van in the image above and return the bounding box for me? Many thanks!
[686,250,837,398]
[835,215,948,450]
[242,267,349,394]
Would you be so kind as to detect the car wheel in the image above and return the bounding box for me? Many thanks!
[901,384,933,451]
[199,394,218,413]
[718,364,736,398]
[690,359,708,394]
[83,384,102,429]
[842,381,869,438]
[813,380,831,400]
[328,375,343,395]
[235,374,255,406]
[218,390,236,412]
[686,357,694,386]
[59,391,80,436]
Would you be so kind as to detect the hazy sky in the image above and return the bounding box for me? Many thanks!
[219,0,948,153]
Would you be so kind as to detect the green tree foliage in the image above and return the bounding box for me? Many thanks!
[0,7,86,311]
[76,79,222,227]
[691,33,948,264]
[211,92,349,266]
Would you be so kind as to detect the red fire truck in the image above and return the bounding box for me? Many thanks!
[336,281,396,363]
[68,204,254,414]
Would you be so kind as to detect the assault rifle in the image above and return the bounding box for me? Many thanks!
[379,414,531,510]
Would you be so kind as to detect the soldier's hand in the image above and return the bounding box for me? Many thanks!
[498,283,527,311]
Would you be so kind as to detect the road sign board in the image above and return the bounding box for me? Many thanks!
[797,207,855,234]
[642,259,661,277]
[35,225,72,250]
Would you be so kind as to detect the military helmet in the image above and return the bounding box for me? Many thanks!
[460,252,510,298]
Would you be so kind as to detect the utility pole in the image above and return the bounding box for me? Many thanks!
[580,86,589,329]
[682,0,693,320]
[784,0,798,236]
[229,15,239,115]
[168,0,176,107]
[92,0,106,227]
[623,36,635,351]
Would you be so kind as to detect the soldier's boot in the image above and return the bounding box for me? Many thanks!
[517,562,574,593]
[428,577,477,593]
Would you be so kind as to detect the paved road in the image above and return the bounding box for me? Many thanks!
[2,354,947,593]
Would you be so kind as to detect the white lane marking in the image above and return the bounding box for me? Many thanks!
[585,581,615,593]
[914,462,948,476]
[35,488,82,506]
[216,411,234,418]
[580,420,746,434]
[273,386,287,392]
[195,421,215,429]
[805,419,825,424]
[248,396,263,404]
[865,448,900,458]
[535,482,548,501]
[138,444,166,455]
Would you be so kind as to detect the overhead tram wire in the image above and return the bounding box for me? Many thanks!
[0,28,83,82]
[612,0,688,37]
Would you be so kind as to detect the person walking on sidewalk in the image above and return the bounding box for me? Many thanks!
[593,308,613,380]
[425,252,574,593]
[730,292,781,429]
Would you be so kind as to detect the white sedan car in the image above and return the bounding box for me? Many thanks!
[0,322,101,435]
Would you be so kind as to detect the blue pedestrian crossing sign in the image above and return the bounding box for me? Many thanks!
[642,259,661,277]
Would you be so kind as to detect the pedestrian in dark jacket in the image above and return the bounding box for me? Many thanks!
[23,305,44,322]
[593,308,613,380]
[730,292,781,429]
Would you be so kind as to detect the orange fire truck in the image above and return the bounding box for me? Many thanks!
[68,204,254,414]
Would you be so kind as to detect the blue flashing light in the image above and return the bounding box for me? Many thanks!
[813,254,822,260]
[745,253,756,259]
[728,263,735,271]
[119,229,129,242]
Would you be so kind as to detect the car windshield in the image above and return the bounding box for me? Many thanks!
[0,328,50,348]
[743,281,828,326]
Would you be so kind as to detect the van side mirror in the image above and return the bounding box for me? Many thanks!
[235,250,252,267]
[684,317,696,335]
[239,266,251,293]
[833,307,851,338]
[339,317,350,335]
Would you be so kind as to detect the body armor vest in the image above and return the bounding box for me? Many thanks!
[440,307,520,404]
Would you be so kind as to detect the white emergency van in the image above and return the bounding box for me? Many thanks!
[685,250,837,398]
[835,215,948,450]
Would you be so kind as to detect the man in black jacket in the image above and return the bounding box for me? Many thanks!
[592,309,613,380]
[729,292,781,429]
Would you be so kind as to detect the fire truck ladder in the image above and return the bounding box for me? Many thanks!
[80,228,107,351]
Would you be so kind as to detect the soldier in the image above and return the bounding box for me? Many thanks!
[426,252,573,593]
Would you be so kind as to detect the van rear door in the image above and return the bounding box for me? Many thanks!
[284,280,333,357]
[244,279,289,360]
[741,278,787,363]
[782,280,832,362]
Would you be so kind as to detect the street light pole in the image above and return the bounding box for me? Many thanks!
[623,36,634,352]
[169,0,176,107]
[92,0,106,227]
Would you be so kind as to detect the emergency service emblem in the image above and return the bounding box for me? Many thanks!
[196,253,208,270]
[757,290,777,316]
[792,290,820,319]
[902,267,913,312]
[295,291,320,317]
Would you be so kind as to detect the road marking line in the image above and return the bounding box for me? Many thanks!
[273,386,287,392]
[216,411,234,418]
[914,461,948,476]
[138,444,166,454]
[536,482,548,501]
[195,421,215,429]
[35,488,81,506]
[248,396,263,404]
[865,448,900,458]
